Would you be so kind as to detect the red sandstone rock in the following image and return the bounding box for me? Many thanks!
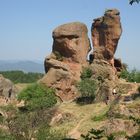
[52,22,90,64]
[41,22,90,101]
[91,9,122,58]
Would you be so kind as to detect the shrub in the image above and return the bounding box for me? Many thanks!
[81,129,105,140]
[92,112,107,122]
[0,129,15,140]
[77,79,97,98]
[120,69,129,80]
[36,127,66,140]
[76,79,97,104]
[80,67,92,80]
[120,69,140,83]
[81,128,117,140]
[18,83,57,111]
[8,109,65,140]
[54,51,63,61]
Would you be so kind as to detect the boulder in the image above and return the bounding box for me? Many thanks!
[0,74,16,99]
[52,22,90,64]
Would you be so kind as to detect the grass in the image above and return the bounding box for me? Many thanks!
[0,115,4,124]
[15,83,33,92]
[111,131,127,137]
[52,102,108,135]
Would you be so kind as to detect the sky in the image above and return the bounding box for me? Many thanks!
[0,0,140,69]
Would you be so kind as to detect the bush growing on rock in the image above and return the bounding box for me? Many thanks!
[54,51,63,61]
[0,129,15,140]
[18,83,57,111]
[120,69,140,83]
[77,79,97,104]
[80,67,92,80]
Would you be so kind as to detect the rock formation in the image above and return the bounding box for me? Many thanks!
[0,74,16,99]
[91,9,122,67]
[40,22,90,101]
[52,22,90,64]
[40,9,124,102]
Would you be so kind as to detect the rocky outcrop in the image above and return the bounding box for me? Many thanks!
[91,9,122,67]
[0,74,16,99]
[40,10,124,102]
[52,22,90,64]
[104,119,139,137]
[40,22,90,101]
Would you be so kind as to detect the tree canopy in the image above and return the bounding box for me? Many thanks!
[129,0,140,5]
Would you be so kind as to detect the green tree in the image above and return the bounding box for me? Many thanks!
[129,0,140,5]
[77,79,97,98]
[0,70,43,83]
[18,83,57,111]
[80,67,92,80]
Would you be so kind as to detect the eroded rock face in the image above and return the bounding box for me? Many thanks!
[40,22,90,101]
[41,10,123,102]
[91,9,122,62]
[0,74,16,99]
[52,22,90,64]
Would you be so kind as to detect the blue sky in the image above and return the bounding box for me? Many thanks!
[0,0,140,69]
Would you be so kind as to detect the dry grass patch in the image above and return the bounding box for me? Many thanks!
[51,102,108,136]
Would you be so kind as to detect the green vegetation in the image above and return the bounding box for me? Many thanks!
[81,129,105,140]
[54,51,63,61]
[18,83,57,111]
[76,79,97,104]
[81,128,129,140]
[0,115,4,124]
[126,131,140,140]
[80,67,92,80]
[76,67,97,104]
[77,79,97,98]
[0,83,66,140]
[0,129,15,140]
[120,69,140,83]
[129,0,140,5]
[129,116,140,124]
[36,128,65,140]
[92,111,107,122]
[0,70,44,83]
[81,129,115,140]
[7,109,65,140]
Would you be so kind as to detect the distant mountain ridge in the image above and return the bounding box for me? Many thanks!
[0,60,44,73]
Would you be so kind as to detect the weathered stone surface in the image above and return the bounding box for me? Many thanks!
[40,60,82,101]
[91,9,122,61]
[52,22,90,64]
[0,74,16,99]
[41,10,123,101]
[41,22,91,101]
[92,47,114,61]
[104,119,139,136]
